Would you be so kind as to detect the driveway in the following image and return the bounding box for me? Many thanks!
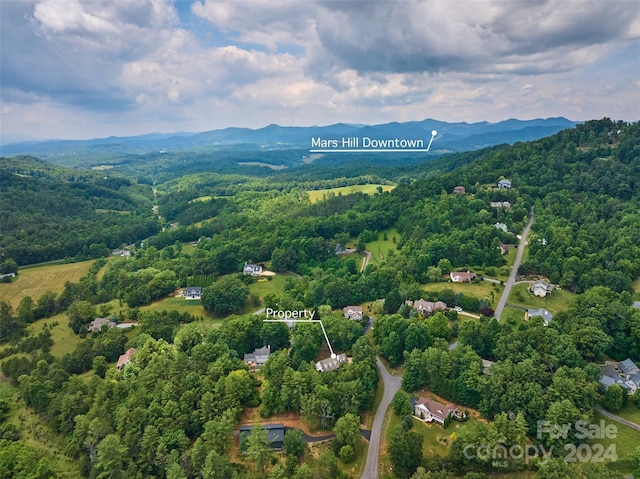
[494,208,534,320]
[361,357,402,479]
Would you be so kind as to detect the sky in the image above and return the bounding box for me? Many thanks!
[1,0,639,140]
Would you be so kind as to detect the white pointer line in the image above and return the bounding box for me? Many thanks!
[309,149,432,153]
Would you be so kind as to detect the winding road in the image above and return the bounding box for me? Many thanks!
[595,405,640,432]
[494,208,534,320]
[360,358,402,479]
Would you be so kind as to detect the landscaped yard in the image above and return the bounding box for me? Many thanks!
[506,283,575,313]
[421,280,503,308]
[140,295,215,319]
[0,259,95,308]
[306,184,395,203]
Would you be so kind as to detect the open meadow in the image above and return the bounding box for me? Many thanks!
[0,260,95,309]
[306,184,395,203]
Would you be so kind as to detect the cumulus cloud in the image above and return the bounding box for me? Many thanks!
[1,0,638,139]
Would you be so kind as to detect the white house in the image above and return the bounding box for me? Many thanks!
[343,306,363,321]
[243,263,263,275]
[498,179,512,189]
[529,280,553,297]
[183,287,202,300]
[413,398,461,426]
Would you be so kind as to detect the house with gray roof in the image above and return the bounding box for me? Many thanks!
[315,353,347,372]
[619,358,639,376]
[526,308,553,326]
[529,280,553,297]
[243,345,271,370]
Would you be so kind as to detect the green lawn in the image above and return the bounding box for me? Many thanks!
[380,412,484,476]
[306,184,395,203]
[592,411,640,472]
[501,307,526,323]
[248,274,288,302]
[421,280,503,308]
[366,228,400,267]
[140,295,214,319]
[0,259,95,308]
[613,402,640,425]
[506,283,574,314]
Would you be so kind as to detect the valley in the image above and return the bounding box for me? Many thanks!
[1,118,639,479]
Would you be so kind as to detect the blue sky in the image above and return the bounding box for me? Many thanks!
[1,0,638,140]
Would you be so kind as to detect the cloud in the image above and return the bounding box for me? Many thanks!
[1,0,638,139]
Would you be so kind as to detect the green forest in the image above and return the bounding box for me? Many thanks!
[1,119,640,479]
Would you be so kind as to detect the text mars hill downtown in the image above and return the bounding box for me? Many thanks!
[310,136,426,151]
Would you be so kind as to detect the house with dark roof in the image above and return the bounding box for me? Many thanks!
[413,398,462,426]
[183,287,202,300]
[243,345,271,370]
[239,424,285,450]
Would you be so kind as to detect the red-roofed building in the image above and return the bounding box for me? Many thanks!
[117,348,137,369]
[414,397,462,426]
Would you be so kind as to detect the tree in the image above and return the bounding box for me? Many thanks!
[388,424,423,478]
[93,434,127,479]
[284,429,306,459]
[92,356,107,378]
[202,276,249,316]
[245,426,273,476]
[604,384,624,411]
[384,288,403,314]
[391,390,412,416]
[67,300,96,334]
[333,413,361,453]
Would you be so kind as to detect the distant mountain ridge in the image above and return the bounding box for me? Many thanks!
[0,117,576,159]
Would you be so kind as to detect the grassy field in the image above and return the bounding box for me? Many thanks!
[247,274,288,302]
[0,260,95,308]
[506,283,575,314]
[421,280,503,308]
[306,184,395,203]
[0,381,82,478]
[592,411,640,472]
[366,228,401,267]
[140,295,215,319]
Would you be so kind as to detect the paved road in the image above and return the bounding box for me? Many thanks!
[361,358,402,479]
[595,404,640,431]
[494,208,534,320]
[361,250,372,273]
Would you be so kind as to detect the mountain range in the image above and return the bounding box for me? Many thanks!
[0,117,576,159]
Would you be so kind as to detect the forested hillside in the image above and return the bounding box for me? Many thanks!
[0,156,159,265]
[1,119,639,479]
